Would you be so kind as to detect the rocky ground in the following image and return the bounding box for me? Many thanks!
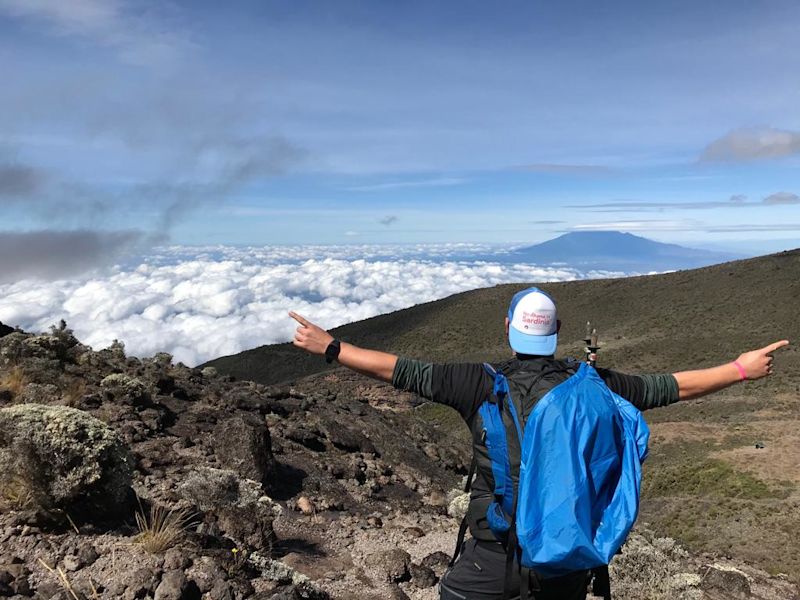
[1,322,798,599]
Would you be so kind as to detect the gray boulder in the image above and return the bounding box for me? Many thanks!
[0,404,133,515]
[179,467,281,550]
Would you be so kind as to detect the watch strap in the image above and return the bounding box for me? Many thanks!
[325,339,341,364]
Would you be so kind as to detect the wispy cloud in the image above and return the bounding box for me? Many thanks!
[346,177,467,192]
[700,127,800,162]
[516,163,613,175]
[763,192,800,205]
[0,0,190,66]
[570,220,800,234]
[569,193,798,212]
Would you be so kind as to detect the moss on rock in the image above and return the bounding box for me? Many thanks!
[0,403,133,515]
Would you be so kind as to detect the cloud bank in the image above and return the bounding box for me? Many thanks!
[0,245,626,366]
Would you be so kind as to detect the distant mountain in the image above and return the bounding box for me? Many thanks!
[493,231,741,272]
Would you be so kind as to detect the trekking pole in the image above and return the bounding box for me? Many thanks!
[583,321,600,367]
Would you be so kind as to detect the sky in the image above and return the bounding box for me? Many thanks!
[2,0,800,272]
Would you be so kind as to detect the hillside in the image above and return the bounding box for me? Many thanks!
[206,248,800,583]
[205,248,800,390]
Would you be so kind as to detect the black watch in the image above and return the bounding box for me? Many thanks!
[325,339,341,364]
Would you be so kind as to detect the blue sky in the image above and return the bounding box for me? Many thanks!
[2,0,799,259]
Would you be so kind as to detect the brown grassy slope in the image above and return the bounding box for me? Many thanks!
[206,248,800,393]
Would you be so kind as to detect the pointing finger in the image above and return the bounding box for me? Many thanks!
[763,340,790,354]
[288,311,310,327]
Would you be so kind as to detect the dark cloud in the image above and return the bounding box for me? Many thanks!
[0,229,160,283]
[700,127,800,162]
[379,215,398,226]
[0,163,44,198]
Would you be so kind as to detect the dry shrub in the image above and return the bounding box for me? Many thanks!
[63,379,87,407]
[0,366,28,399]
[134,501,195,554]
[610,531,703,600]
[0,473,35,512]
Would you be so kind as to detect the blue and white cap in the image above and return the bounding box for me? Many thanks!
[507,287,558,356]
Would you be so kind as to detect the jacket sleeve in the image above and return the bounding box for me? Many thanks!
[596,368,680,411]
[392,357,490,422]
[391,357,433,398]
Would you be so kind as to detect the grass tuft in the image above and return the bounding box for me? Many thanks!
[134,501,195,554]
[0,366,28,399]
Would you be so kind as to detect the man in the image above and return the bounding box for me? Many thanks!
[289,287,788,600]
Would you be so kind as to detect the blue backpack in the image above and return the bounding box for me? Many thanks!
[469,361,650,598]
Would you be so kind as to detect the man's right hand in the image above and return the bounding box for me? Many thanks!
[289,311,334,355]
[287,311,399,382]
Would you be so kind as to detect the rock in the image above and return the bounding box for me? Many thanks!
[76,545,99,568]
[410,563,437,588]
[446,491,469,518]
[365,549,411,583]
[427,490,447,508]
[62,554,81,572]
[124,567,161,599]
[0,404,133,516]
[208,580,235,600]
[421,551,450,577]
[154,570,196,600]
[319,418,376,454]
[100,373,151,405]
[163,548,192,571]
[179,467,281,550]
[386,584,411,599]
[213,414,274,484]
[185,556,226,594]
[201,367,217,378]
[296,496,314,515]
[701,564,751,599]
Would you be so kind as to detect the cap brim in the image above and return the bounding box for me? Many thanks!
[508,327,557,356]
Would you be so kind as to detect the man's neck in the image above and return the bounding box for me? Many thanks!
[515,353,554,360]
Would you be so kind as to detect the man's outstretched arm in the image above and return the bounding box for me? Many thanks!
[289,311,397,382]
[673,340,789,400]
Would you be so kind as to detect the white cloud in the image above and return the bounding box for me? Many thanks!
[0,0,189,66]
[0,245,626,366]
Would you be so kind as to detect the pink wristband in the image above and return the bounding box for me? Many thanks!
[733,360,747,381]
